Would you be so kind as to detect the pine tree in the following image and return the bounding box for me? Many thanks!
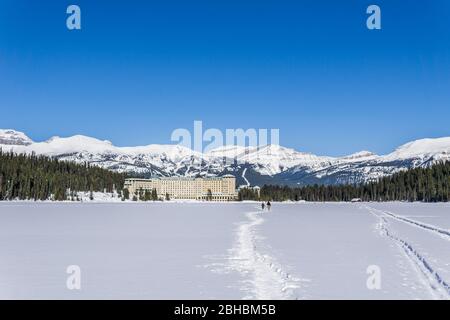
[151,188,158,201]
[122,188,130,200]
[144,190,151,201]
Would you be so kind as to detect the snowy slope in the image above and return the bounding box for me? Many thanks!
[1,129,449,185]
[207,144,334,176]
[384,137,450,161]
[0,129,33,146]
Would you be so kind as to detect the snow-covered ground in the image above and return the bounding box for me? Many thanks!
[0,202,448,299]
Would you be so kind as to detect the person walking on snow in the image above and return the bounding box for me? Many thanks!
[266,201,271,211]
[261,202,265,211]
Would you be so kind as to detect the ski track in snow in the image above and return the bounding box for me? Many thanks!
[364,206,450,299]
[227,209,302,299]
[365,205,450,241]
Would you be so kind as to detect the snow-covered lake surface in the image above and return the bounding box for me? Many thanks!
[0,202,449,299]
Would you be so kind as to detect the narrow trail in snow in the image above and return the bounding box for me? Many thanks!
[228,209,302,299]
[364,206,450,299]
[365,205,450,241]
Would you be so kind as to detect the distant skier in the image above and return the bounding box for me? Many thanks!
[266,201,271,211]
[261,202,265,211]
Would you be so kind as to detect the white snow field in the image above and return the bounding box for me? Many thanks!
[0,202,449,299]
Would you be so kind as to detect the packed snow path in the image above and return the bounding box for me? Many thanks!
[227,209,302,299]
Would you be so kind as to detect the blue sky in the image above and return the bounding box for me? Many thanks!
[0,0,449,156]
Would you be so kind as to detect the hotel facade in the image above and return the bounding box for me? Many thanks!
[124,175,237,201]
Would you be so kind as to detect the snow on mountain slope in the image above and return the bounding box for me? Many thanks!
[280,137,450,186]
[208,144,334,176]
[3,133,199,159]
[1,129,449,185]
[337,151,379,162]
[29,135,116,155]
[0,132,205,176]
[384,137,450,161]
[241,145,334,175]
[206,145,250,159]
[0,129,33,146]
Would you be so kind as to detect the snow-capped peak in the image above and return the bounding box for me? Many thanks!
[33,135,115,155]
[0,129,33,146]
[206,144,334,175]
[120,144,203,160]
[340,151,378,161]
[385,137,450,160]
[206,145,253,158]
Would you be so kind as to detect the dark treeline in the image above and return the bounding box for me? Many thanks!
[240,162,450,202]
[0,151,125,201]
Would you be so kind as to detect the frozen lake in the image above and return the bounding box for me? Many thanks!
[0,202,449,299]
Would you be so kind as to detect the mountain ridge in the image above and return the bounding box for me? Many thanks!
[1,129,449,187]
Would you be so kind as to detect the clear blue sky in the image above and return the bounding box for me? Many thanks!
[0,0,449,156]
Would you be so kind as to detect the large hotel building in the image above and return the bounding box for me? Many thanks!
[124,175,237,201]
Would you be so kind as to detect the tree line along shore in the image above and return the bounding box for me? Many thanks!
[0,151,449,202]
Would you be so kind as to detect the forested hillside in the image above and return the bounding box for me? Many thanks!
[0,151,125,200]
[240,162,450,202]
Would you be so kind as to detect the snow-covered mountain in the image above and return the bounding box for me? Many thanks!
[0,129,33,146]
[1,129,449,187]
